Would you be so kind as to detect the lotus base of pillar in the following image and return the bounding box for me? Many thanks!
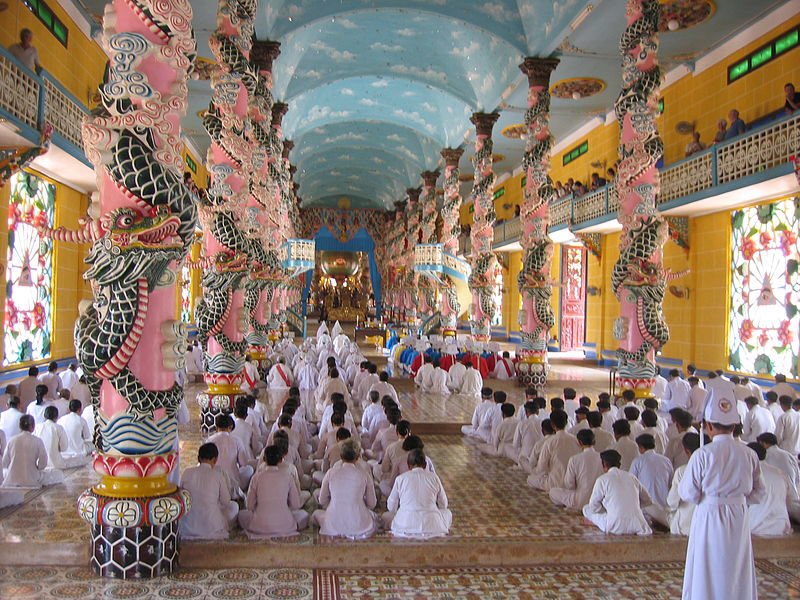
[517,360,549,390]
[615,376,655,399]
[197,391,239,435]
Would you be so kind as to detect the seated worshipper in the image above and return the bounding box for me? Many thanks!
[640,409,668,454]
[369,371,399,406]
[1,384,17,411]
[377,420,411,495]
[612,419,640,471]
[487,390,508,440]
[746,442,793,536]
[461,388,495,442]
[360,390,385,447]
[38,361,63,401]
[319,396,360,445]
[568,407,590,435]
[587,411,616,453]
[0,397,25,441]
[743,395,776,442]
[765,391,783,423]
[549,429,604,511]
[2,415,62,488]
[666,432,706,535]
[460,361,484,397]
[523,419,555,473]
[52,389,71,419]
[56,400,91,459]
[179,443,239,540]
[663,369,691,415]
[18,366,39,412]
[239,445,309,538]
[34,405,85,471]
[351,361,371,403]
[315,410,349,463]
[70,376,91,410]
[421,360,450,395]
[207,414,255,498]
[624,406,645,439]
[597,399,617,433]
[642,398,669,434]
[59,363,79,392]
[757,433,800,498]
[665,409,698,469]
[387,436,437,485]
[493,351,515,380]
[317,368,351,417]
[313,439,378,539]
[312,427,354,492]
[630,434,674,526]
[514,400,544,468]
[384,448,451,538]
[772,373,797,401]
[370,407,401,462]
[296,356,319,392]
[563,388,579,424]
[272,430,312,503]
[775,395,800,456]
[241,356,261,395]
[414,355,435,388]
[528,410,580,492]
[447,357,467,393]
[267,357,294,390]
[582,449,653,535]
[232,398,262,462]
[26,384,50,426]
[245,395,269,448]
[484,403,519,460]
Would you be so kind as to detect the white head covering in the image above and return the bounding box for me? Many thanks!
[703,389,740,426]
[443,345,457,356]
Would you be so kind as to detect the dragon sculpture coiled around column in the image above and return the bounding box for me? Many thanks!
[612,0,684,395]
[404,188,422,326]
[517,58,559,389]
[439,147,464,338]
[417,170,440,334]
[467,112,500,341]
[65,0,197,578]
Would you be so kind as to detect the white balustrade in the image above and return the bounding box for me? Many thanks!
[716,114,800,184]
[0,52,40,130]
[43,77,87,149]
[661,151,713,202]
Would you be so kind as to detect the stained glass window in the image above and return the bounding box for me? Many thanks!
[729,198,800,377]
[180,264,191,323]
[4,172,55,366]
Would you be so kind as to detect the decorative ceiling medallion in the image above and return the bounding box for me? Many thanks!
[659,0,715,32]
[502,123,527,140]
[337,197,351,210]
[550,78,606,100]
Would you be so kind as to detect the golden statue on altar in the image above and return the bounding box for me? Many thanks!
[313,251,373,322]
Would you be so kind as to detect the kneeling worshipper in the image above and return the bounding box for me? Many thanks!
[666,432,705,536]
[528,410,580,492]
[57,399,92,459]
[267,357,294,390]
[461,388,495,442]
[483,402,519,460]
[745,442,793,536]
[34,406,84,470]
[679,390,765,600]
[384,448,451,538]
[0,397,25,441]
[460,361,484,397]
[549,428,603,511]
[2,414,62,488]
[179,443,239,540]
[207,414,255,499]
[313,439,378,539]
[630,434,674,526]
[421,360,450,395]
[582,449,653,536]
[492,351,515,380]
[239,445,309,538]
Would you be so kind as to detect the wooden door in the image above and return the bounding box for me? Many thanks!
[560,245,587,352]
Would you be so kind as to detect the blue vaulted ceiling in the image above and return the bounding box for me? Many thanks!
[78,0,792,209]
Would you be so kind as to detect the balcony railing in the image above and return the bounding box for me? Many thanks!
[0,46,90,164]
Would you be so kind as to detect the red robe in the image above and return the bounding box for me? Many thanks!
[409,353,424,378]
[439,354,456,372]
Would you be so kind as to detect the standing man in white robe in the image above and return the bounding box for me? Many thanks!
[582,449,652,535]
[662,369,691,415]
[679,391,765,600]
[549,428,603,511]
[771,374,797,401]
[179,442,239,539]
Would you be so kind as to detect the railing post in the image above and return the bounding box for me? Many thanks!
[36,73,46,131]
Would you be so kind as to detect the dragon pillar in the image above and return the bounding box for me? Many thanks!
[467,112,500,341]
[517,57,559,390]
[440,147,464,337]
[404,187,422,327]
[73,0,197,578]
[612,0,669,398]
[417,169,440,333]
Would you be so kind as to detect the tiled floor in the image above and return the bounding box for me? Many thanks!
[2,560,799,599]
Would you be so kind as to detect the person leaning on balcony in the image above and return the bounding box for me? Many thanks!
[8,29,42,74]
[712,118,727,144]
[785,83,800,114]
[684,131,705,157]
[725,109,746,140]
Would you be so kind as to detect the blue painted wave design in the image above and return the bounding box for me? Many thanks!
[100,413,177,455]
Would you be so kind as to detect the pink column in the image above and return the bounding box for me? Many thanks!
[468,112,500,340]
[440,147,465,337]
[404,188,422,326]
[73,0,196,578]
[613,0,669,397]
[517,57,560,390]
[417,169,440,333]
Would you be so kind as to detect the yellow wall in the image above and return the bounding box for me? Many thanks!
[1,0,106,108]
[549,122,619,190]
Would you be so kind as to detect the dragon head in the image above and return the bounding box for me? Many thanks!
[212,250,248,273]
[102,206,181,251]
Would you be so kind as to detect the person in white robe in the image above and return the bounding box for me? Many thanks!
[267,358,294,390]
[32,407,78,473]
[549,429,603,511]
[240,356,261,395]
[2,415,61,488]
[37,362,62,401]
[679,391,765,600]
[774,395,800,455]
[25,384,50,426]
[58,363,79,392]
[460,388,495,442]
[316,321,329,339]
[232,401,261,462]
[662,369,691,415]
[369,372,399,406]
[686,378,707,422]
[640,410,668,455]
[58,400,92,460]
[492,351,515,380]
[360,391,384,448]
[207,414,255,498]
[447,360,466,393]
[0,398,25,441]
[771,374,797,401]
[514,400,543,468]
[296,358,319,392]
[459,361,483,397]
[757,433,800,497]
[422,362,450,395]
[330,320,343,339]
[666,432,704,535]
[582,449,652,535]
[630,434,674,526]
[179,443,238,539]
[740,377,763,403]
[742,396,775,442]
[745,442,792,536]
[18,368,39,412]
[611,420,639,471]
[528,411,580,492]
[414,355,435,389]
[586,411,616,453]
[313,439,377,539]
[483,403,519,460]
[69,376,91,408]
[384,448,451,538]
[652,373,668,401]
[239,445,309,538]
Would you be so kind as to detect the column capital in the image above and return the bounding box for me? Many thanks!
[470,111,500,137]
[250,40,281,73]
[441,147,464,167]
[271,102,289,127]
[519,57,560,88]
[282,140,294,159]
[289,164,297,176]
[406,187,422,205]
[421,170,441,188]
